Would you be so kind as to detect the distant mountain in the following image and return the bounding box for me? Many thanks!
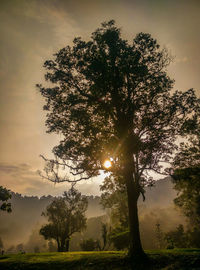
[0,192,105,247]
[0,177,178,249]
[141,177,177,207]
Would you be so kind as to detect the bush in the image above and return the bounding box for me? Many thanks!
[80,239,98,251]
[110,230,129,250]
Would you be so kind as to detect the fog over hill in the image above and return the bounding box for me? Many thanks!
[140,177,177,207]
[0,177,183,251]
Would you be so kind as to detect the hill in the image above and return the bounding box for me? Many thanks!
[0,177,184,251]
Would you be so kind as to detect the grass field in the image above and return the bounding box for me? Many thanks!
[0,249,200,270]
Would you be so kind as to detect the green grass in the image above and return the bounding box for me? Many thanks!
[0,249,200,270]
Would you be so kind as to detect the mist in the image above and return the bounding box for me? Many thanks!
[0,177,186,252]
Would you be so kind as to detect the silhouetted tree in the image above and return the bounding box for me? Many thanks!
[48,240,57,252]
[34,246,40,253]
[16,243,24,253]
[80,238,98,251]
[95,223,111,251]
[155,222,165,249]
[40,186,88,252]
[0,186,11,213]
[100,175,128,229]
[187,227,200,248]
[165,224,187,248]
[101,223,109,250]
[172,119,200,228]
[110,228,130,250]
[38,20,199,257]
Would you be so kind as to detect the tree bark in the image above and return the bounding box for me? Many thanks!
[57,239,61,252]
[65,238,70,252]
[125,168,146,258]
[60,238,65,252]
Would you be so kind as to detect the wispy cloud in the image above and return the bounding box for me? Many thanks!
[175,56,189,64]
[0,162,101,196]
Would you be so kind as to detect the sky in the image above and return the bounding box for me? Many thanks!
[0,0,199,197]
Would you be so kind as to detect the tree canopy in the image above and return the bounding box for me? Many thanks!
[38,20,199,257]
[40,186,88,252]
[172,118,200,228]
[100,175,128,229]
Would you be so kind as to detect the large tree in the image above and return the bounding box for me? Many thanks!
[40,186,88,252]
[38,20,199,257]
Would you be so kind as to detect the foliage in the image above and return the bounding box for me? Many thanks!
[0,186,11,213]
[40,186,88,252]
[172,117,200,227]
[171,113,200,250]
[165,224,187,249]
[16,243,24,253]
[187,227,200,248]
[34,246,40,253]
[80,238,98,251]
[100,223,109,250]
[80,223,111,251]
[110,228,130,250]
[172,167,200,226]
[38,20,199,256]
[155,222,165,249]
[48,240,57,252]
[100,175,128,228]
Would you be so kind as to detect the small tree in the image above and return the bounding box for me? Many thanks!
[38,20,199,257]
[155,222,165,249]
[16,243,24,253]
[100,175,129,229]
[48,240,57,252]
[165,224,187,249]
[187,227,200,248]
[80,238,98,251]
[40,185,88,252]
[34,246,40,253]
[110,229,130,250]
[0,186,11,213]
[101,223,108,250]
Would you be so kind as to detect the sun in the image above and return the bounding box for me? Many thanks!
[103,159,112,169]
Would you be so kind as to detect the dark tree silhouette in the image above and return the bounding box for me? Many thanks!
[0,186,11,213]
[40,186,88,252]
[80,238,97,251]
[165,224,187,249]
[100,175,128,229]
[172,120,200,228]
[38,20,199,257]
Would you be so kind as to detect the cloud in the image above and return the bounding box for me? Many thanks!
[0,0,199,198]
[175,56,189,64]
[0,163,32,175]
[0,162,102,196]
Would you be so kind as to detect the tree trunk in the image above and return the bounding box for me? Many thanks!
[60,238,65,252]
[125,169,146,258]
[65,238,70,252]
[56,239,61,252]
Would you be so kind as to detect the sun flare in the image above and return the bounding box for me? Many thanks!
[103,160,112,169]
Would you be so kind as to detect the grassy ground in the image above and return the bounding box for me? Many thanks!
[0,249,200,270]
